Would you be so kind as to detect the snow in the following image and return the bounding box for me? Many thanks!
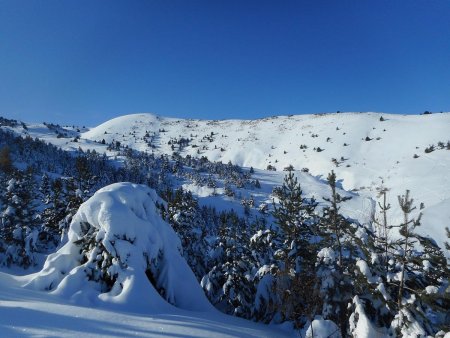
[425,285,439,294]
[1,111,449,335]
[317,247,336,265]
[303,316,340,338]
[356,259,376,283]
[7,111,449,253]
[391,308,427,338]
[78,112,450,253]
[1,183,292,337]
[0,272,291,337]
[27,182,212,312]
[349,296,387,338]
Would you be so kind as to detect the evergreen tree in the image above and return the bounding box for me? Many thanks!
[321,170,352,268]
[353,190,450,336]
[373,186,391,274]
[40,177,66,246]
[272,171,318,274]
[0,169,40,267]
[268,171,320,327]
[317,170,355,336]
[166,187,209,280]
[201,210,256,318]
[58,177,83,240]
[74,155,97,198]
[0,146,13,174]
[389,190,448,335]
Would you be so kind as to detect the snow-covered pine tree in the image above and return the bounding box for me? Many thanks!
[201,210,255,319]
[74,155,97,198]
[166,187,210,280]
[389,190,448,336]
[317,170,356,336]
[40,177,67,247]
[58,177,83,241]
[352,190,450,336]
[0,168,40,268]
[268,171,320,327]
[221,215,255,319]
[415,234,449,333]
[250,227,280,323]
[373,186,391,274]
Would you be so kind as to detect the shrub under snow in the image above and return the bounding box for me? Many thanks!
[27,182,213,313]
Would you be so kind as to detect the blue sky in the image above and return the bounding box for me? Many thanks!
[1,1,449,126]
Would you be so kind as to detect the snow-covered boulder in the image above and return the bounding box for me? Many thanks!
[27,183,213,313]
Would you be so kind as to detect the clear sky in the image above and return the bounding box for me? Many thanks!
[1,0,449,126]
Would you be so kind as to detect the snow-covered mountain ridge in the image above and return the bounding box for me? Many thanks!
[81,112,450,250]
[83,112,449,196]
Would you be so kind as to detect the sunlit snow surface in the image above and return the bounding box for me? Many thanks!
[0,272,292,338]
[0,183,291,338]
[82,112,450,253]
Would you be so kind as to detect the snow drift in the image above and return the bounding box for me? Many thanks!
[27,182,213,313]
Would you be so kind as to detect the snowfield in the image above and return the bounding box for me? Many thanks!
[0,272,291,338]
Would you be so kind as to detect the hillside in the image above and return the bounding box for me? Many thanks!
[2,112,449,250]
[0,112,449,337]
[81,112,450,251]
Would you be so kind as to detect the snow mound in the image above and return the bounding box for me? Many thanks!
[27,183,213,313]
[303,316,340,338]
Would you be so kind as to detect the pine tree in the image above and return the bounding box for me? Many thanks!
[272,171,318,273]
[201,210,255,318]
[40,177,66,246]
[74,155,97,198]
[389,190,447,336]
[269,171,320,327]
[317,170,355,336]
[0,146,13,174]
[321,170,352,268]
[396,190,420,311]
[167,187,209,280]
[373,186,391,274]
[354,190,449,336]
[0,169,40,267]
[58,177,83,240]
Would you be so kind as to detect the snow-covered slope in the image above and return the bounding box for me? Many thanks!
[0,271,290,338]
[82,112,450,250]
[4,183,291,338]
